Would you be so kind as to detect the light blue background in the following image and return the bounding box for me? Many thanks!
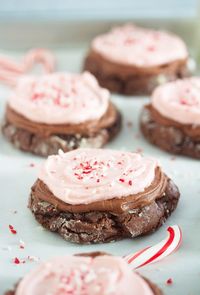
[0,0,198,21]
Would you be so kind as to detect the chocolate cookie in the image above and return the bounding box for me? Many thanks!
[5,252,163,295]
[2,104,121,157]
[30,177,179,244]
[83,24,190,95]
[140,78,200,158]
[29,148,180,244]
[2,72,121,156]
[140,105,200,158]
[84,51,189,96]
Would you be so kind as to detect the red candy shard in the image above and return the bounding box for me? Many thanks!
[128,180,133,186]
[119,178,125,183]
[9,224,17,234]
[13,257,20,264]
[166,278,173,285]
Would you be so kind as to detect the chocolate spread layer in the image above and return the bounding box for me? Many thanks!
[6,102,119,137]
[85,50,188,76]
[31,167,168,214]
[147,104,200,140]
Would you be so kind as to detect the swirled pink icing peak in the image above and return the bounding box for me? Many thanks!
[39,148,158,205]
[8,72,109,124]
[16,255,154,295]
[92,24,188,67]
[152,77,200,125]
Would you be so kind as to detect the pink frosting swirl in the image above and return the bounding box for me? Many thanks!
[8,72,109,124]
[16,255,154,295]
[152,77,200,125]
[39,148,158,205]
[92,24,188,67]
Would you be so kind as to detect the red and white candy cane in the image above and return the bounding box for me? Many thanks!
[24,48,56,74]
[124,225,182,269]
[0,48,56,86]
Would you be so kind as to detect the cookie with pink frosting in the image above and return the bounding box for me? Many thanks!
[2,72,121,156]
[84,24,190,95]
[29,148,180,244]
[140,77,200,158]
[5,252,163,295]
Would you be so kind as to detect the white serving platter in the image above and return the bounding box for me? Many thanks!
[0,47,200,295]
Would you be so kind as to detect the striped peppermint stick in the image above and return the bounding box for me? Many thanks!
[124,225,182,269]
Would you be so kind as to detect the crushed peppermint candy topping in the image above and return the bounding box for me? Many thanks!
[119,178,125,183]
[13,257,25,264]
[39,149,157,205]
[166,278,173,285]
[73,160,109,181]
[72,159,135,187]
[12,255,40,265]
[9,224,17,235]
[53,264,118,295]
[19,240,25,249]
[128,180,133,186]
[13,257,20,264]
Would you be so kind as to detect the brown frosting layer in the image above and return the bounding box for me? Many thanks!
[6,102,119,137]
[86,50,188,76]
[31,167,168,214]
[147,104,200,140]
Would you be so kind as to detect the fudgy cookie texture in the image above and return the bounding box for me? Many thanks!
[140,106,200,159]
[29,177,180,244]
[84,51,189,95]
[2,110,121,157]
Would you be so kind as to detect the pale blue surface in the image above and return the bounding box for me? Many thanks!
[0,0,198,21]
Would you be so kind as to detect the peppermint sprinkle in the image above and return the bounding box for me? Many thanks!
[128,180,133,186]
[9,225,17,235]
[119,178,125,183]
[13,257,20,264]
[19,240,25,249]
[166,278,173,285]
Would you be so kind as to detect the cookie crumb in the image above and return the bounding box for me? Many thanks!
[126,121,133,128]
[170,156,176,161]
